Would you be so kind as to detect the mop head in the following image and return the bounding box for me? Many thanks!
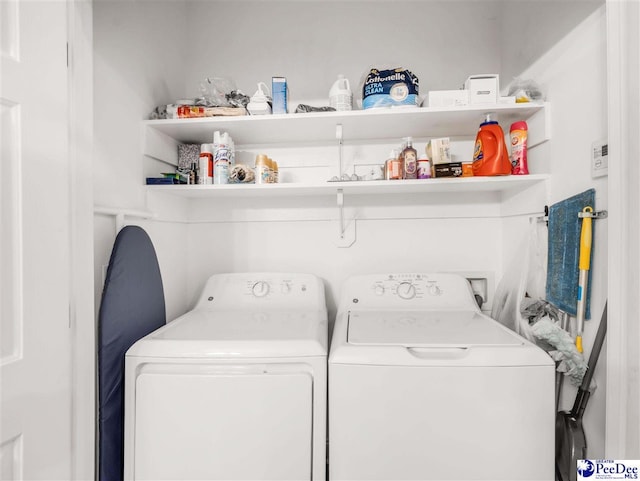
[530,316,588,386]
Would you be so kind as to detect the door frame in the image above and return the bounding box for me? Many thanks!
[605,0,640,457]
[68,0,95,479]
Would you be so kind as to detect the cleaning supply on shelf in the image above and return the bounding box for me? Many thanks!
[510,121,529,175]
[198,143,213,184]
[329,75,352,111]
[247,82,272,115]
[472,113,511,176]
[272,77,288,114]
[255,154,270,184]
[461,161,474,177]
[213,131,231,184]
[402,137,417,179]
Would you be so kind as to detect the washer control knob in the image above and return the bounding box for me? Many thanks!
[252,281,270,297]
[429,284,441,296]
[281,282,291,294]
[374,285,385,296]
[397,282,416,300]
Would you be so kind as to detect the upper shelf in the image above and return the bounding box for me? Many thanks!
[146,174,549,198]
[143,102,547,146]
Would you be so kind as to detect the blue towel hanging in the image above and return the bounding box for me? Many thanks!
[98,226,166,481]
[546,189,595,319]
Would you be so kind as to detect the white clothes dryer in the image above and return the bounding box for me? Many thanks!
[124,273,327,481]
[329,273,554,481]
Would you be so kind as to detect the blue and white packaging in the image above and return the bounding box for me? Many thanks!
[362,68,419,109]
[578,460,640,480]
[272,76,288,114]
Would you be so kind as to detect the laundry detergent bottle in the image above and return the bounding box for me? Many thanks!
[472,113,511,176]
[329,75,352,111]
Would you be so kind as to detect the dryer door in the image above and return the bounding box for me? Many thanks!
[132,363,313,481]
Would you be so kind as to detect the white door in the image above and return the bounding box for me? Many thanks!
[606,0,640,456]
[1,1,72,479]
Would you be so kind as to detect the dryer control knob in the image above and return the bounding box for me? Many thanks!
[374,285,385,296]
[252,281,270,297]
[281,282,291,294]
[429,285,441,296]
[397,282,416,300]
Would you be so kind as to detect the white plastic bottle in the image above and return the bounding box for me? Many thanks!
[247,82,272,115]
[329,75,352,111]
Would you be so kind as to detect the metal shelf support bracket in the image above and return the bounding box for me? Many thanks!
[336,188,356,248]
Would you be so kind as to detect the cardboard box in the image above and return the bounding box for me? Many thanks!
[464,74,499,104]
[433,162,463,178]
[426,138,451,165]
[272,77,288,114]
[428,90,469,108]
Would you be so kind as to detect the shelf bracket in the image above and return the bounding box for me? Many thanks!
[336,123,344,178]
[335,188,356,248]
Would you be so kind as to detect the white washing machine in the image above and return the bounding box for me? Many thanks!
[124,273,328,481]
[329,273,554,481]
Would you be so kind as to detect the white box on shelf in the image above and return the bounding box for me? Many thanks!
[465,74,499,104]
[428,90,469,108]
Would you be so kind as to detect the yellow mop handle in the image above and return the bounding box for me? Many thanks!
[576,207,593,353]
[579,208,593,271]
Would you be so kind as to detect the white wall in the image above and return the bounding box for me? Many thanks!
[93,0,191,320]
[501,5,609,458]
[500,0,604,84]
[182,1,503,105]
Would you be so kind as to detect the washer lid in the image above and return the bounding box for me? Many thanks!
[127,308,327,358]
[347,310,522,347]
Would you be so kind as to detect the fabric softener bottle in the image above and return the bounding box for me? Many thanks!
[472,114,511,176]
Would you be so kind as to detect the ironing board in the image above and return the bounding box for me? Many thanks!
[97,226,166,481]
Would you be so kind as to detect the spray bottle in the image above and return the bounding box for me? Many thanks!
[213,131,231,184]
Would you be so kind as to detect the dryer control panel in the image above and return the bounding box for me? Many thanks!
[194,272,326,311]
[342,273,478,311]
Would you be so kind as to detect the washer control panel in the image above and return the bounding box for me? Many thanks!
[195,273,324,310]
[346,273,477,310]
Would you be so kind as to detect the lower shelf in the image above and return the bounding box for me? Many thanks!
[146,174,549,198]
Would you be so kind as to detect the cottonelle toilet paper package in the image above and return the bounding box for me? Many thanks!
[362,67,419,109]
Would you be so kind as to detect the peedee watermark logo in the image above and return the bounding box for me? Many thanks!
[578,460,640,480]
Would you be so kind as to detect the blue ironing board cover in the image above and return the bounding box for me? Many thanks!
[98,226,166,481]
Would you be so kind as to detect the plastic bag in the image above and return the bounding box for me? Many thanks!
[197,77,249,108]
[491,218,548,341]
[507,77,544,103]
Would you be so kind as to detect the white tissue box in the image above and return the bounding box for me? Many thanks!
[465,74,499,104]
[428,90,469,108]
